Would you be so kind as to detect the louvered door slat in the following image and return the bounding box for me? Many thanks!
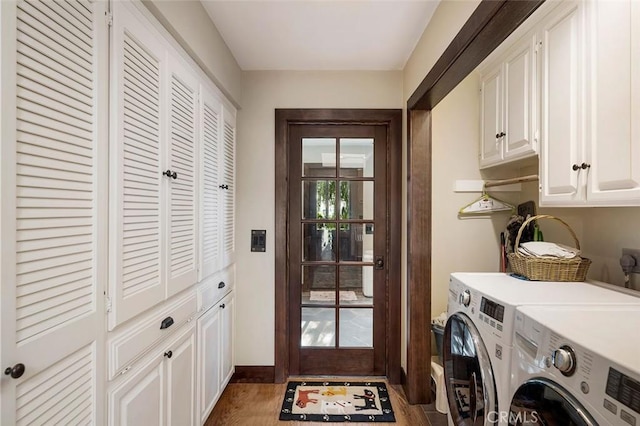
[167,65,198,296]
[16,345,94,425]
[109,5,165,328]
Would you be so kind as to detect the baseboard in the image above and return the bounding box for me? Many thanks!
[231,366,275,383]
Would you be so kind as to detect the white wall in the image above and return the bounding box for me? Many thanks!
[143,0,242,106]
[235,71,403,365]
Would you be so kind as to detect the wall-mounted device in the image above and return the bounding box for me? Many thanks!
[251,230,266,252]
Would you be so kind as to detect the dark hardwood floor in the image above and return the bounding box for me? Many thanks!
[205,377,446,425]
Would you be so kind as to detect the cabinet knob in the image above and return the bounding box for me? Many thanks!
[572,164,580,171]
[496,132,506,138]
[219,184,229,190]
[163,169,177,179]
[580,162,590,170]
[218,281,226,289]
[220,303,226,309]
[164,351,173,359]
[4,363,25,379]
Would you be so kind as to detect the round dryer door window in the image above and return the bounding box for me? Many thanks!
[444,313,498,425]
[509,379,597,425]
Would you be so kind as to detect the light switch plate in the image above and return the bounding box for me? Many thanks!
[251,230,266,252]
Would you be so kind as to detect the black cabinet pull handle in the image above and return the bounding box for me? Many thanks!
[4,363,25,379]
[495,132,506,138]
[160,316,174,330]
[220,303,225,309]
[164,351,172,359]
[219,184,229,190]
[218,281,225,289]
[163,169,177,179]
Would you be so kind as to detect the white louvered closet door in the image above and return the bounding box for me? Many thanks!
[0,1,108,424]
[200,88,222,280]
[166,57,199,297]
[109,2,166,328]
[220,108,236,268]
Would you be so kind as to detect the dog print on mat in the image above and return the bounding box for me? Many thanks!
[320,400,352,414]
[295,389,319,408]
[353,389,378,411]
[321,386,347,397]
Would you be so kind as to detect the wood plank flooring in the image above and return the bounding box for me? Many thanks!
[205,378,436,425]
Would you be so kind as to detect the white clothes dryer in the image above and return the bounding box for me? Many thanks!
[510,305,640,425]
[444,272,640,426]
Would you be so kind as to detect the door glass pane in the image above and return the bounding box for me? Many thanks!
[338,223,373,261]
[339,181,373,220]
[340,138,373,177]
[339,265,373,306]
[303,138,336,177]
[301,307,335,347]
[339,308,372,347]
[302,180,336,220]
[303,223,336,261]
[303,265,336,305]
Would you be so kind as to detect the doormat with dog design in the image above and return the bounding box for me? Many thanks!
[279,381,395,422]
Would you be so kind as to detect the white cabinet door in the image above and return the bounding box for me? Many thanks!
[110,1,166,328]
[197,300,222,423]
[587,0,640,204]
[0,1,107,424]
[539,1,586,205]
[200,88,222,280]
[166,57,199,297]
[165,323,197,426]
[108,323,196,426]
[479,65,503,167]
[108,356,165,426]
[220,292,235,388]
[220,109,236,268]
[503,37,536,161]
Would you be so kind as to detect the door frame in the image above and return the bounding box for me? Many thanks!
[404,0,544,404]
[274,109,402,383]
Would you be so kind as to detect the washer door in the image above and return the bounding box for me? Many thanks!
[444,313,498,425]
[509,379,597,425]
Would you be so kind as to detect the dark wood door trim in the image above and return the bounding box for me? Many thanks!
[275,109,402,383]
[404,0,544,404]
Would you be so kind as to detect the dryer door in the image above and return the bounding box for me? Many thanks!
[444,313,498,425]
[509,379,597,425]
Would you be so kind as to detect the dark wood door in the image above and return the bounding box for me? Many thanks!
[288,124,388,375]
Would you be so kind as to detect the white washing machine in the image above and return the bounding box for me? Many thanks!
[510,305,640,425]
[444,272,640,425]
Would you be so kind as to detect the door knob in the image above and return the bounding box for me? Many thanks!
[375,256,384,270]
[4,363,25,379]
[163,169,177,179]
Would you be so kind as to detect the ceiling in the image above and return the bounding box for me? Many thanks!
[201,1,440,71]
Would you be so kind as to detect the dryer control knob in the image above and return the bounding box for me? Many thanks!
[552,346,577,376]
[459,290,471,307]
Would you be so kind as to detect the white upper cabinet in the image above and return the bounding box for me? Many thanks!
[221,107,236,268]
[199,88,222,280]
[110,0,166,328]
[479,33,537,168]
[1,0,108,424]
[586,0,640,204]
[539,1,586,206]
[539,0,640,206]
[166,58,199,297]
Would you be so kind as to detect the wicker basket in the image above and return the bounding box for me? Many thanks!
[507,214,591,281]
